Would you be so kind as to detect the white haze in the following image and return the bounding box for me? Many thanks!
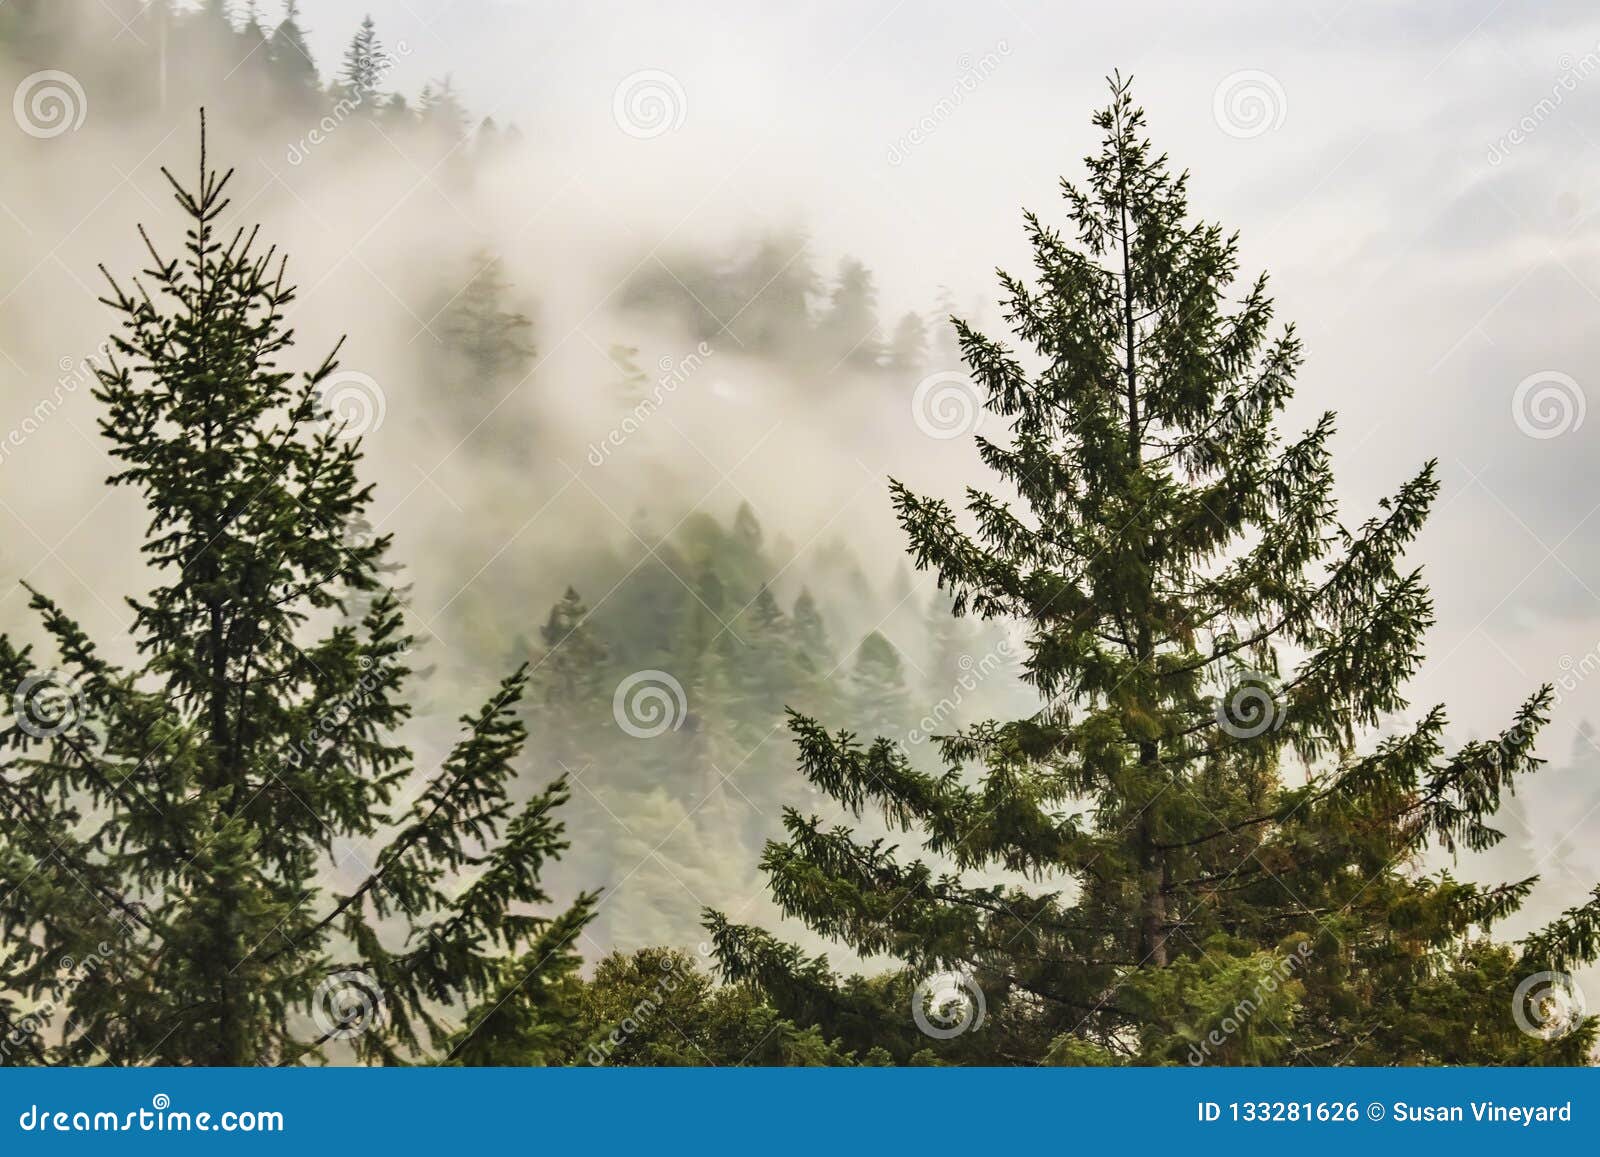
[2,1,1600,979]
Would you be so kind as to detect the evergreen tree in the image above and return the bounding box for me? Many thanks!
[432,251,536,451]
[438,253,535,384]
[267,1,320,108]
[534,588,609,717]
[337,14,386,108]
[750,583,786,635]
[222,2,278,117]
[791,588,831,673]
[0,125,595,1066]
[723,232,818,354]
[239,2,266,52]
[818,257,883,368]
[736,582,805,778]
[847,632,908,742]
[781,587,836,739]
[418,76,470,147]
[929,285,962,368]
[733,501,764,551]
[708,78,1600,1065]
[921,587,974,697]
[577,947,866,1065]
[886,311,927,376]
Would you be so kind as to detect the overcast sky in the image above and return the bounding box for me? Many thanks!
[8,0,1600,853]
[289,0,1600,738]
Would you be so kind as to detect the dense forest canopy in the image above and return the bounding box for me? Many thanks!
[0,2,1596,1066]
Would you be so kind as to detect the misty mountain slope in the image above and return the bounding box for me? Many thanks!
[3,3,1599,1068]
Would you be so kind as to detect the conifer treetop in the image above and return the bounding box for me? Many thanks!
[707,76,1600,1066]
[0,119,594,1066]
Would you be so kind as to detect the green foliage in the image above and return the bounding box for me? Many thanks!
[817,258,883,368]
[575,947,858,1066]
[430,251,537,451]
[707,76,1600,1066]
[0,126,593,1066]
[337,15,387,106]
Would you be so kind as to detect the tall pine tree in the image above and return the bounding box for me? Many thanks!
[0,123,595,1066]
[708,78,1600,1065]
[337,14,386,109]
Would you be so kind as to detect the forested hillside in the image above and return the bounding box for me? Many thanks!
[0,2,1597,1067]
